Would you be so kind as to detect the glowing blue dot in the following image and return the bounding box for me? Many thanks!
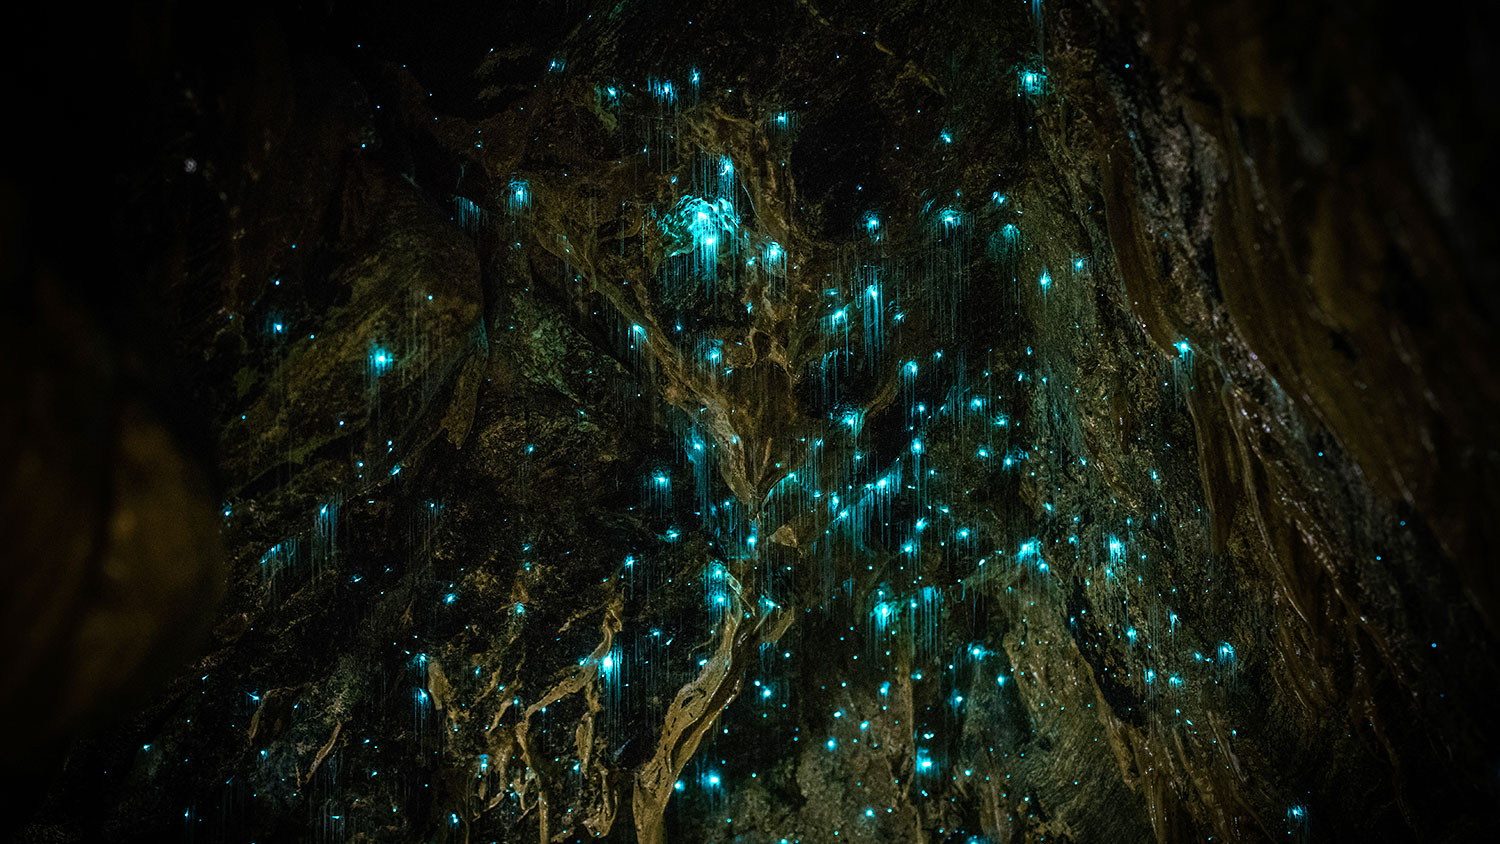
[368,346,394,375]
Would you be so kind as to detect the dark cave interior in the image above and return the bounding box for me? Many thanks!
[3,1,1499,842]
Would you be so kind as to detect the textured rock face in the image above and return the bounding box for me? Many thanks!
[8,1,1498,842]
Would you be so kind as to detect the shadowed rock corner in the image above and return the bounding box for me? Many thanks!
[0,263,225,815]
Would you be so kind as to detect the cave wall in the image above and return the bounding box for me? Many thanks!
[7,1,1498,842]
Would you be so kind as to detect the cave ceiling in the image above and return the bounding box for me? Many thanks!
[3,1,1498,842]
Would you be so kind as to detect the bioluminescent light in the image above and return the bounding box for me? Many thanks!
[1018,538,1046,573]
[507,179,530,215]
[1019,67,1048,97]
[454,196,487,232]
[368,345,394,376]
[764,240,786,274]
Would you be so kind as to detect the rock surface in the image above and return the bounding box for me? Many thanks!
[6,1,1498,842]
